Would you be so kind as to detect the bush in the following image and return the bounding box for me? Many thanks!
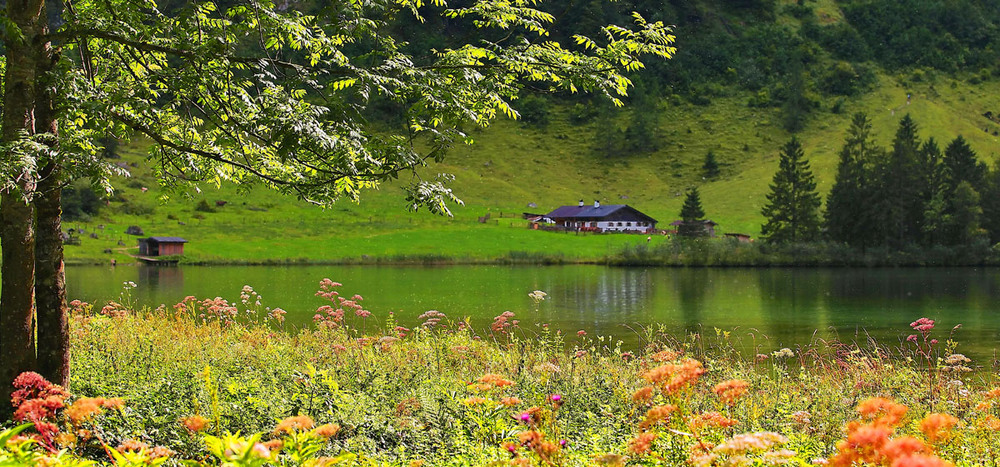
[195,199,216,213]
[518,94,549,126]
[820,61,877,96]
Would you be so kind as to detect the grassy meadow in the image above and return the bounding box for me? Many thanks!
[58,73,1000,265]
[4,291,1000,465]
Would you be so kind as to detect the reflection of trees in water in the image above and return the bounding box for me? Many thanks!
[548,268,652,330]
[756,269,826,345]
[137,266,184,297]
[829,269,975,303]
[673,269,709,334]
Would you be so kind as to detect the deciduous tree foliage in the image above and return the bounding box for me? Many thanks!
[0,0,675,415]
[760,137,820,244]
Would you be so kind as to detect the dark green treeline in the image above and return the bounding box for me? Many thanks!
[764,113,999,250]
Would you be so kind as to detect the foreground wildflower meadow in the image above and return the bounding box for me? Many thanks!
[3,281,1000,466]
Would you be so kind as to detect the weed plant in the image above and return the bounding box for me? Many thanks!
[3,284,1000,465]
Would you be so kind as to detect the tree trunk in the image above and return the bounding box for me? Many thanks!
[0,196,37,416]
[0,0,46,418]
[33,19,69,388]
[35,169,67,388]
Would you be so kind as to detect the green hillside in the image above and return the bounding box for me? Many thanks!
[58,0,1000,264]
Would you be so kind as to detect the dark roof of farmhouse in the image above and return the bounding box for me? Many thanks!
[546,204,657,222]
[144,237,188,243]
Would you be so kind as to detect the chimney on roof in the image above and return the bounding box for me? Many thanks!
[594,200,600,208]
[579,199,584,207]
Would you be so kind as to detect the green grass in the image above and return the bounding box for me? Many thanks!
[61,71,1000,264]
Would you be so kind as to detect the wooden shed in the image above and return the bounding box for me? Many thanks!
[138,237,188,256]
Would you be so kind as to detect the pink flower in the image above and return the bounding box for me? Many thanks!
[577,330,587,336]
[551,394,562,402]
[910,318,935,332]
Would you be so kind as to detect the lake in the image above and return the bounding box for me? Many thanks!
[66,265,1000,362]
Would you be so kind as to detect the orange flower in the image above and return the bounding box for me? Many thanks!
[640,404,677,429]
[631,386,654,404]
[985,388,1000,399]
[889,454,954,467]
[628,432,658,455]
[463,396,492,406]
[641,359,705,395]
[262,439,284,451]
[829,424,896,467]
[688,411,739,430]
[882,436,927,460]
[313,423,340,439]
[979,415,1000,431]
[478,374,514,388]
[274,415,314,434]
[54,432,78,448]
[64,397,122,425]
[920,413,958,443]
[857,397,908,429]
[180,415,210,432]
[712,380,750,405]
[65,398,102,425]
[500,397,522,407]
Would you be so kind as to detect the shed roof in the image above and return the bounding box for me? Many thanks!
[669,219,717,226]
[546,204,657,223]
[143,236,188,243]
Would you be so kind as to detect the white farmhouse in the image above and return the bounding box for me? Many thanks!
[545,200,658,233]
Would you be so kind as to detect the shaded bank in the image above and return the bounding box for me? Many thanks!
[610,238,1000,267]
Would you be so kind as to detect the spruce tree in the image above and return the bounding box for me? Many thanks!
[980,167,1000,244]
[702,151,721,178]
[781,54,810,133]
[881,114,922,248]
[943,135,986,192]
[916,137,944,245]
[825,113,882,247]
[681,187,705,221]
[678,187,707,237]
[761,137,822,243]
[940,136,986,244]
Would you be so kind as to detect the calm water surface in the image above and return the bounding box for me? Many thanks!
[66,265,1000,360]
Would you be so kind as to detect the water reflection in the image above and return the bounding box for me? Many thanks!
[137,265,184,292]
[546,267,652,334]
[674,268,708,334]
[756,269,828,344]
[64,265,1000,361]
